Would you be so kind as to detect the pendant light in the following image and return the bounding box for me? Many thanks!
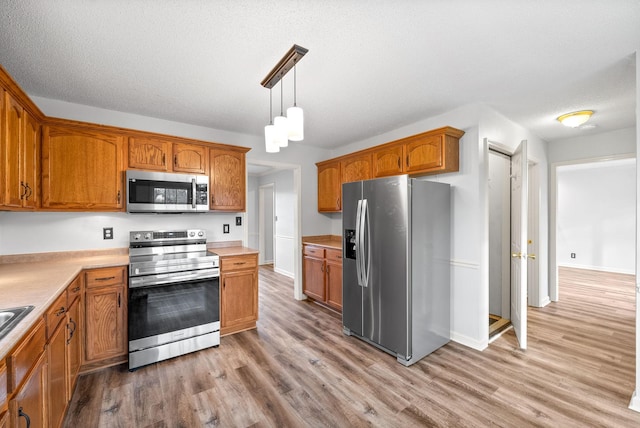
[260,44,308,153]
[264,88,279,153]
[287,65,304,141]
[273,79,289,147]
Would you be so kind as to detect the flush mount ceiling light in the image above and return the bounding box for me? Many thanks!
[557,110,594,128]
[261,44,308,153]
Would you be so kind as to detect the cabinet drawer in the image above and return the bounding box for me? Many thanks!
[325,248,343,263]
[8,318,45,393]
[85,266,126,289]
[66,275,83,305]
[303,245,324,258]
[46,292,67,339]
[221,254,257,272]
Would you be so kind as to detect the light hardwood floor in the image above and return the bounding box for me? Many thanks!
[64,266,640,427]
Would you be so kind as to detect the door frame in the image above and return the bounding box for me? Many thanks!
[549,153,635,302]
[258,183,275,265]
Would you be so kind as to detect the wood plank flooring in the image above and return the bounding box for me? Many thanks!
[63,266,640,427]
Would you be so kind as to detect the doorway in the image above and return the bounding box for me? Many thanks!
[259,183,275,265]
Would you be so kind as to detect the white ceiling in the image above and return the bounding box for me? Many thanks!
[0,1,638,150]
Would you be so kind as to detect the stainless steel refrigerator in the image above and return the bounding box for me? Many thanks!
[342,175,451,366]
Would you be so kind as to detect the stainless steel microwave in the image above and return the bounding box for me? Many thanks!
[126,170,209,213]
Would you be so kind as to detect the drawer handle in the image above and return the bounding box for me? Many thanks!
[72,286,81,292]
[95,276,116,281]
[55,306,66,316]
[19,407,31,428]
[233,262,246,266]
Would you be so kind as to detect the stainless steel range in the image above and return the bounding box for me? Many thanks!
[128,229,220,370]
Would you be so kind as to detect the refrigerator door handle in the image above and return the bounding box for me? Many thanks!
[355,199,364,286]
[361,199,370,287]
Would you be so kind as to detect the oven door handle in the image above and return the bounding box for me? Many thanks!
[129,268,219,288]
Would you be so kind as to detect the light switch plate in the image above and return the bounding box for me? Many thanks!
[236,216,242,226]
[223,224,230,234]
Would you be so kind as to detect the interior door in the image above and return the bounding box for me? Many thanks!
[510,140,528,349]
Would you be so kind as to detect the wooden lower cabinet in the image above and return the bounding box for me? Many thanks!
[84,272,127,364]
[302,245,343,312]
[9,352,46,428]
[0,411,7,428]
[48,316,67,428]
[66,296,81,399]
[220,254,258,336]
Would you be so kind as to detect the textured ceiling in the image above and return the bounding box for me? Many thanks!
[0,1,638,149]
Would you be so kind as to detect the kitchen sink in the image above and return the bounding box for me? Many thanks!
[0,306,34,340]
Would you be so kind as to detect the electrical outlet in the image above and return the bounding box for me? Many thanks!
[236,216,242,226]
[103,227,113,240]
[570,253,576,259]
[223,224,230,234]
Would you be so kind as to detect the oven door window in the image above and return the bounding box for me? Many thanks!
[128,277,219,342]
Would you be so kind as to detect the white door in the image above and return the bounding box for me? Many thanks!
[510,140,528,349]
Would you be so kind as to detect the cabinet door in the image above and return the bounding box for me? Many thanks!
[48,320,67,428]
[0,411,7,428]
[85,285,126,362]
[317,161,341,212]
[221,269,258,331]
[173,142,207,174]
[209,149,246,211]
[128,137,170,171]
[21,111,40,209]
[66,297,81,400]
[325,249,343,312]
[9,352,46,428]
[2,92,23,207]
[373,143,404,178]
[341,153,372,183]
[303,256,326,301]
[405,135,443,173]
[42,125,124,210]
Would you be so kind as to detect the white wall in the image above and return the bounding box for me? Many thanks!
[246,176,259,250]
[0,96,333,256]
[259,170,295,277]
[557,159,635,274]
[548,127,636,163]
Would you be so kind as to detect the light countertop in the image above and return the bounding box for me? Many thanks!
[0,253,128,361]
[302,235,342,250]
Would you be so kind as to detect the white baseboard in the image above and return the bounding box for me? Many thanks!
[629,390,640,412]
[274,266,294,278]
[450,331,487,351]
[558,263,634,275]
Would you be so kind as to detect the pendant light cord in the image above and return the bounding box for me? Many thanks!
[280,76,284,116]
[293,65,297,107]
[269,88,273,125]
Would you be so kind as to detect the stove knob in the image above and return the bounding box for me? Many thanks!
[198,231,204,237]
[133,233,142,240]
[189,231,196,237]
[144,232,152,240]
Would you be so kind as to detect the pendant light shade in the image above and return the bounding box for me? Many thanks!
[273,115,289,147]
[287,105,304,141]
[264,124,279,153]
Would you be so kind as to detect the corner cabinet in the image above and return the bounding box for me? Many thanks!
[1,89,40,210]
[220,253,258,335]
[302,244,343,312]
[209,148,247,211]
[42,124,125,211]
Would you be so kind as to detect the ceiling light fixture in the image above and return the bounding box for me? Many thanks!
[557,110,594,128]
[261,44,308,152]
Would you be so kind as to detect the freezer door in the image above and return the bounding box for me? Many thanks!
[362,175,409,358]
[342,180,363,336]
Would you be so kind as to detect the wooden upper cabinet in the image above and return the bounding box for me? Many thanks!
[405,134,444,173]
[128,137,170,171]
[42,124,124,211]
[1,91,40,209]
[317,160,341,212]
[209,148,246,211]
[128,138,207,174]
[341,153,372,183]
[173,142,207,174]
[373,143,404,178]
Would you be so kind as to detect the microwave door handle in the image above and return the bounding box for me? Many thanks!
[192,178,197,209]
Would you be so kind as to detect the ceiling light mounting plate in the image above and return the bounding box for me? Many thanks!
[261,44,308,89]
